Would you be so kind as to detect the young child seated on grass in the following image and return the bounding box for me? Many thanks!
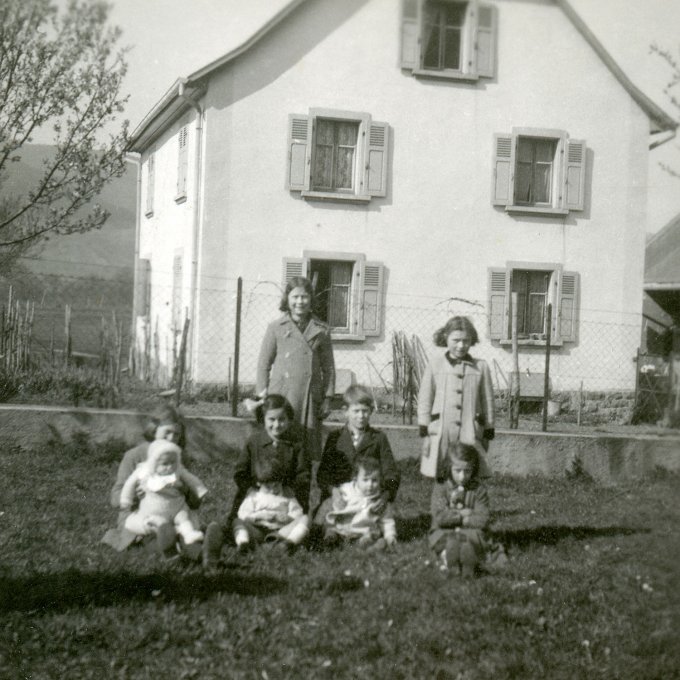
[203,394,310,569]
[233,457,310,553]
[120,439,208,551]
[429,443,490,578]
[102,405,206,558]
[323,455,397,551]
[314,385,400,533]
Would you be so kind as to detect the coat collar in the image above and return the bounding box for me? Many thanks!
[278,313,328,342]
[441,352,480,373]
[253,427,295,449]
[340,424,379,451]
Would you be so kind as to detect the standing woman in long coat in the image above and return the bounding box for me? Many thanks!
[417,316,495,480]
[256,276,336,459]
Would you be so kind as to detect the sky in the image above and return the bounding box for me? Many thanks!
[52,0,680,231]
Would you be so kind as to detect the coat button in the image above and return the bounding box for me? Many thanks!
[456,389,462,394]
[285,372,289,378]
[455,420,461,426]
[285,352,290,358]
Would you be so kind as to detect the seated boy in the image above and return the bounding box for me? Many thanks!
[314,385,400,527]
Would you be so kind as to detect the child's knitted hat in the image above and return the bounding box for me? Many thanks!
[146,439,182,474]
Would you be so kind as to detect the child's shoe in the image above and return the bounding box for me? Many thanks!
[460,542,478,579]
[202,522,224,570]
[437,550,449,571]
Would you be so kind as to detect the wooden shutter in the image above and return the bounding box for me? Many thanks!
[400,0,418,69]
[287,114,310,191]
[359,261,384,337]
[476,4,496,78]
[365,121,389,197]
[145,152,155,215]
[135,258,151,317]
[488,267,508,340]
[558,271,579,343]
[564,139,586,211]
[281,257,309,288]
[172,253,183,330]
[177,124,189,198]
[492,134,513,206]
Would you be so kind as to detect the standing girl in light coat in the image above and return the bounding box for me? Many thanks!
[256,276,336,459]
[417,316,495,480]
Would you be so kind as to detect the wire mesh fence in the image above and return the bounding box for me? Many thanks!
[0,269,657,424]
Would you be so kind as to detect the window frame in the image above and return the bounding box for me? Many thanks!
[488,262,579,347]
[401,0,496,81]
[287,109,389,203]
[282,252,385,341]
[492,128,587,216]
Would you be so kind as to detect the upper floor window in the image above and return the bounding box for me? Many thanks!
[401,0,496,81]
[287,109,389,203]
[492,129,587,216]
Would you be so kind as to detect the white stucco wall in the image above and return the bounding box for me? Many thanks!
[140,0,651,392]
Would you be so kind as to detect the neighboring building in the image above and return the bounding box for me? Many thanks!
[127,0,676,392]
[643,213,680,352]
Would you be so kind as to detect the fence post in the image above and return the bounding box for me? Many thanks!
[175,315,190,407]
[541,303,552,432]
[509,292,520,429]
[231,277,243,417]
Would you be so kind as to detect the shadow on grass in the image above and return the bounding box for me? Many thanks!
[396,514,431,542]
[493,524,646,549]
[0,569,286,614]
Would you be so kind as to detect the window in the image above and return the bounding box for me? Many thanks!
[401,0,496,81]
[287,109,389,202]
[488,264,579,346]
[145,152,155,217]
[492,129,586,215]
[282,253,385,340]
[176,123,189,203]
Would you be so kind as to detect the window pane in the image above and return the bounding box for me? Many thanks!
[313,119,358,191]
[335,147,354,189]
[514,138,555,206]
[533,162,552,203]
[515,162,532,203]
[534,139,554,162]
[313,144,333,189]
[528,293,546,334]
[422,15,441,68]
[443,28,461,69]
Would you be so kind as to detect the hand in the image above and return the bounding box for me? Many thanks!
[135,485,145,500]
[319,397,332,419]
[371,494,388,515]
[276,512,290,524]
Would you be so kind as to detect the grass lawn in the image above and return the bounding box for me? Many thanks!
[1,438,679,679]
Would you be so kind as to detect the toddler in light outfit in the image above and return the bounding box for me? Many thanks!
[233,457,310,552]
[120,439,207,546]
[323,455,397,551]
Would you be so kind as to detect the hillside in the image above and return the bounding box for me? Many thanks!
[1,144,136,279]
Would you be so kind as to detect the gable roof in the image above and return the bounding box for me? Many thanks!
[127,0,677,152]
[645,213,680,288]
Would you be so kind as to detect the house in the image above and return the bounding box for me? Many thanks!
[126,0,676,394]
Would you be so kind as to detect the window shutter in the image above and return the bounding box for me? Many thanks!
[400,0,418,69]
[177,125,189,198]
[359,261,384,338]
[146,152,155,215]
[281,257,309,289]
[287,114,310,191]
[135,258,151,317]
[476,4,496,78]
[172,253,183,331]
[558,271,579,343]
[492,134,512,206]
[365,121,389,197]
[564,139,586,211]
[488,267,508,340]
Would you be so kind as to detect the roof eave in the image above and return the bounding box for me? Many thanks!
[557,0,678,133]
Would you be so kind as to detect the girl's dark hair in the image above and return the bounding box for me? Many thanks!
[142,405,186,447]
[353,455,382,479]
[447,442,480,478]
[279,276,314,313]
[255,393,296,424]
[433,316,479,347]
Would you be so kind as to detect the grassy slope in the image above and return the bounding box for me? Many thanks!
[0,442,679,679]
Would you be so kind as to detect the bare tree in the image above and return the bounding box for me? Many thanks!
[651,44,680,178]
[0,0,129,254]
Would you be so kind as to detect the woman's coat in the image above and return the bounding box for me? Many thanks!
[417,353,495,478]
[256,314,335,456]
